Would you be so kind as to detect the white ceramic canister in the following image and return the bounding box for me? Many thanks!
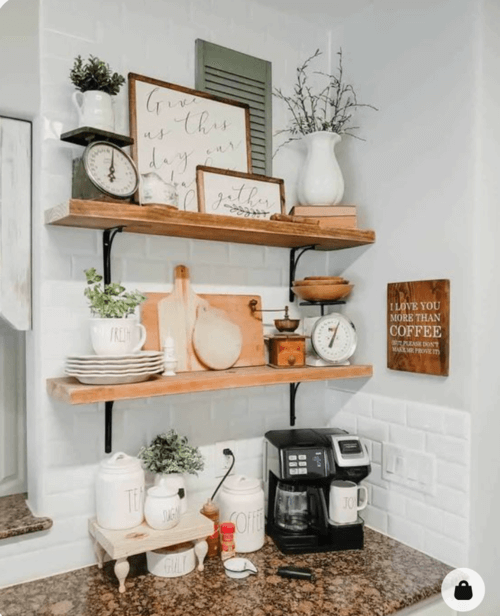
[144,485,181,530]
[146,542,196,578]
[218,475,265,553]
[155,473,188,514]
[95,452,145,530]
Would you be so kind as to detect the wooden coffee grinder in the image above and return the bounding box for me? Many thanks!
[249,301,306,368]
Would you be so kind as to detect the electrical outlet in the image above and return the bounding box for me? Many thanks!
[382,443,436,495]
[215,440,236,478]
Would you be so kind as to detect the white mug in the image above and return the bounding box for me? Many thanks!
[90,317,147,356]
[329,480,368,525]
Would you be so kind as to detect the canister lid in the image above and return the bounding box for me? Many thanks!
[222,475,262,494]
[99,452,143,474]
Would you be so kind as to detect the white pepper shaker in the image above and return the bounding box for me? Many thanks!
[163,335,177,376]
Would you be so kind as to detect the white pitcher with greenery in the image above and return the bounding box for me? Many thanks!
[84,268,147,356]
[274,49,377,206]
[70,55,126,132]
[138,430,205,515]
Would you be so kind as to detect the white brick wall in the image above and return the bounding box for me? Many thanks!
[0,0,333,590]
[326,387,471,568]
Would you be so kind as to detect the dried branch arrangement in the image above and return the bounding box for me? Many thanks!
[273,49,377,150]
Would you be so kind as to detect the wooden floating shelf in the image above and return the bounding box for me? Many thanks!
[47,364,373,406]
[45,200,375,250]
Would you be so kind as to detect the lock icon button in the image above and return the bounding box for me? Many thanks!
[454,580,473,601]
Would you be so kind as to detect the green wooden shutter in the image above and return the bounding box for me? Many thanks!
[195,40,272,176]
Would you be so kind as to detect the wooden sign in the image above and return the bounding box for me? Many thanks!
[196,166,285,220]
[129,73,251,212]
[387,280,450,376]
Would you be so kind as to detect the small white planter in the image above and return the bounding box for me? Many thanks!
[90,317,146,356]
[297,131,344,206]
[72,90,115,132]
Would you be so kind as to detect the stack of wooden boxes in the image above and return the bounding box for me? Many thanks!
[289,205,357,229]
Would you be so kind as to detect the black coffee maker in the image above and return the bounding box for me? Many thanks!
[264,428,371,554]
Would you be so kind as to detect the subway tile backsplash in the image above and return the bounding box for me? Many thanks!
[326,387,470,568]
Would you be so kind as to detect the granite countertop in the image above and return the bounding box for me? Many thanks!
[0,494,53,540]
[0,528,451,616]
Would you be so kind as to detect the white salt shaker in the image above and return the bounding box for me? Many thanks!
[163,335,177,376]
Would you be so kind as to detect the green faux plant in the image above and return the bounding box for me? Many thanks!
[70,55,126,96]
[138,430,205,475]
[84,268,146,318]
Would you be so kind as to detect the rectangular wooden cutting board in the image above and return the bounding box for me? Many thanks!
[141,292,265,369]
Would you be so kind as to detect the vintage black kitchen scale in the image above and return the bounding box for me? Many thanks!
[60,127,139,202]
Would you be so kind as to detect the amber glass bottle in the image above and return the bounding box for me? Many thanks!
[200,499,220,558]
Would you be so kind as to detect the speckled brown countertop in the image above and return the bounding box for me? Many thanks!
[0,528,451,616]
[0,493,53,540]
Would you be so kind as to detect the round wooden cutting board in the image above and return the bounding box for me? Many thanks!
[193,305,243,370]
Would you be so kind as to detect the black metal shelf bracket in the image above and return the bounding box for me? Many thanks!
[290,382,301,426]
[105,401,114,454]
[289,245,316,302]
[299,299,346,316]
[101,226,124,454]
[103,226,124,285]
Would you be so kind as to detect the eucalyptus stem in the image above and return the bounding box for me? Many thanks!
[273,48,377,154]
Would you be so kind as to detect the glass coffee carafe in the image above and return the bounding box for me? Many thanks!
[274,482,309,532]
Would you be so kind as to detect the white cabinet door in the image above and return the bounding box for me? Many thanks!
[0,116,32,331]
[0,320,26,496]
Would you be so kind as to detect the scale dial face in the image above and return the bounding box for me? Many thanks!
[310,313,357,364]
[83,141,139,198]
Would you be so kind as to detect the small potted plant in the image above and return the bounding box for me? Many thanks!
[84,268,147,356]
[138,430,205,514]
[70,55,126,132]
[274,49,377,206]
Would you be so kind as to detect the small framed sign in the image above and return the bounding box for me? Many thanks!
[196,166,285,219]
[129,74,252,212]
[387,279,450,376]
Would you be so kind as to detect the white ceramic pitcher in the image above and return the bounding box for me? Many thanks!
[72,90,114,132]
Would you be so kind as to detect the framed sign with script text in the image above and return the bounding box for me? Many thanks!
[387,279,450,376]
[196,166,285,220]
[129,73,252,212]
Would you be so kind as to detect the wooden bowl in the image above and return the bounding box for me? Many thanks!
[293,279,349,287]
[304,276,345,282]
[292,284,353,301]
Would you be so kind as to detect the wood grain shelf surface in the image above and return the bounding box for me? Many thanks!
[45,200,375,250]
[47,364,373,405]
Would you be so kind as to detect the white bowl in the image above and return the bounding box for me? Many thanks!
[223,557,258,579]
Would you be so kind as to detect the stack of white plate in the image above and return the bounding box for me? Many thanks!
[65,351,164,385]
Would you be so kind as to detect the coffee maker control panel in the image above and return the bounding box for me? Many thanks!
[331,435,370,468]
[285,448,327,478]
